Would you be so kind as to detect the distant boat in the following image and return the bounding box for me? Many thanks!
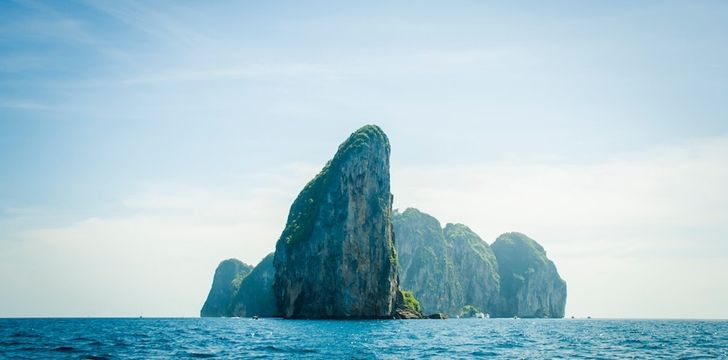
[513,316,519,319]
[570,316,575,319]
[253,316,259,320]
[587,316,592,319]
[475,312,486,319]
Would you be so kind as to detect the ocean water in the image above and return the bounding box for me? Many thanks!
[0,318,725,359]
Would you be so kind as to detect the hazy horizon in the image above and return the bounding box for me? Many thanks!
[1,1,727,319]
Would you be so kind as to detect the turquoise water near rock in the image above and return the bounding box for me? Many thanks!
[1,318,725,358]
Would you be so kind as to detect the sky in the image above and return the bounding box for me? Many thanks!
[1,0,727,318]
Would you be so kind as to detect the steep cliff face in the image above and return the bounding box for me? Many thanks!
[491,232,567,318]
[394,209,500,316]
[443,223,501,314]
[229,253,277,317]
[393,208,462,314]
[273,125,399,319]
[200,259,253,317]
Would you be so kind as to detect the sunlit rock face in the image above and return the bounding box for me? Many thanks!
[273,125,399,319]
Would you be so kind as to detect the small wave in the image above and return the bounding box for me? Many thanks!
[472,350,499,356]
[0,340,23,346]
[187,352,217,358]
[9,331,41,339]
[257,344,317,354]
[71,336,104,346]
[52,345,78,352]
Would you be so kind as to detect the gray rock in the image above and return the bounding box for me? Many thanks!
[426,313,448,319]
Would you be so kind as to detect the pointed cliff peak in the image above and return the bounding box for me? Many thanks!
[335,124,390,158]
[278,124,390,246]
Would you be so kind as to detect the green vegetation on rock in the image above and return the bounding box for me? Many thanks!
[400,290,421,313]
[460,305,481,318]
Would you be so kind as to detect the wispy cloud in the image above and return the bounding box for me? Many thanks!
[119,62,337,85]
[0,98,54,110]
[80,0,211,51]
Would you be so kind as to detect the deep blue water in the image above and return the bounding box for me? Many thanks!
[0,318,726,359]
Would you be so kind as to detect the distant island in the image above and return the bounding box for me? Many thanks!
[201,125,566,319]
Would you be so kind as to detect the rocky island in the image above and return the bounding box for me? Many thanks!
[201,125,566,319]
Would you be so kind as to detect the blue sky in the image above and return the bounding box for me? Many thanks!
[1,1,727,318]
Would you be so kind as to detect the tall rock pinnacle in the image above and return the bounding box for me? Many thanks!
[273,125,399,319]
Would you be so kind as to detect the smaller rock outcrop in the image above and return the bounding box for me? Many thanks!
[491,232,567,318]
[200,259,253,317]
[393,290,424,319]
[426,313,448,319]
[229,253,277,317]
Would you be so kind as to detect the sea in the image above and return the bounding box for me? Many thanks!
[0,318,725,359]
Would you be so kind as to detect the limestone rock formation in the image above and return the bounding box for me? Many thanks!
[273,125,400,319]
[200,259,253,317]
[491,232,567,318]
[394,209,566,318]
[394,208,500,316]
[200,126,567,320]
